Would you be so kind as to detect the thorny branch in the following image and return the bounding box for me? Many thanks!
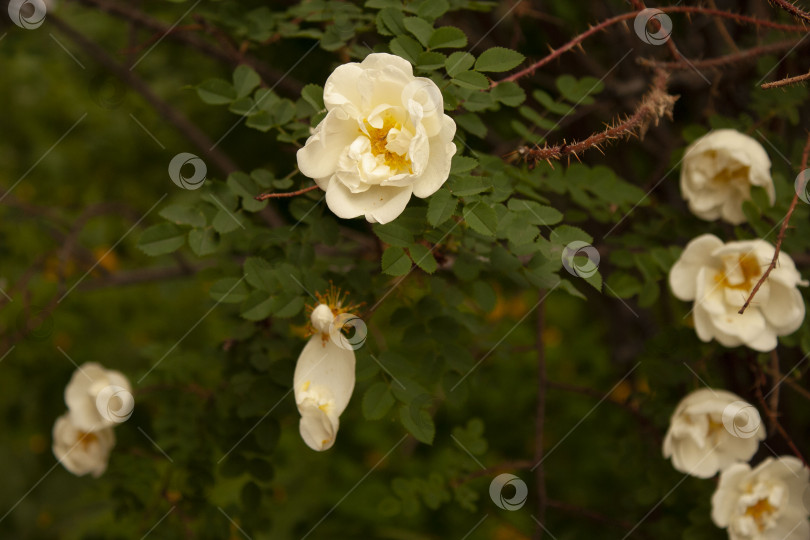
[516,71,676,166]
[739,132,810,314]
[768,0,810,25]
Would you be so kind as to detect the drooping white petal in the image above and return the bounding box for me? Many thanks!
[296,107,358,180]
[326,181,413,224]
[669,234,723,300]
[298,402,339,451]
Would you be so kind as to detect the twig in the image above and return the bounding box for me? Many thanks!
[491,6,806,87]
[638,38,808,72]
[739,132,810,314]
[762,70,810,89]
[517,71,676,166]
[255,184,320,200]
[534,290,547,540]
[768,0,810,25]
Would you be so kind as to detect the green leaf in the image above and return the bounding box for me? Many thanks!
[188,228,218,256]
[268,295,305,318]
[137,223,186,256]
[233,65,261,99]
[389,36,422,64]
[474,47,525,72]
[240,290,274,321]
[408,244,438,274]
[427,188,457,226]
[382,246,412,276]
[243,257,276,292]
[246,111,274,132]
[159,204,205,228]
[301,84,325,111]
[373,222,414,247]
[416,51,446,70]
[552,224,593,246]
[428,26,467,49]
[362,382,395,420]
[228,96,254,116]
[606,272,642,298]
[450,155,478,175]
[403,17,433,47]
[451,70,489,90]
[507,199,563,225]
[533,89,572,115]
[445,52,474,76]
[212,209,245,234]
[197,78,236,105]
[449,176,491,196]
[377,8,406,36]
[455,113,487,138]
[416,0,449,20]
[556,75,604,105]
[399,402,435,444]
[463,203,497,236]
[209,277,250,304]
[492,81,526,107]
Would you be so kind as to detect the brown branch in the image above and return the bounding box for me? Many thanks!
[638,38,808,72]
[768,0,810,24]
[517,71,676,166]
[68,0,301,95]
[255,184,320,200]
[762,70,810,89]
[739,132,810,314]
[78,262,213,291]
[534,291,547,540]
[491,6,806,87]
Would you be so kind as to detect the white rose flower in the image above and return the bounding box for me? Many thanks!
[296,52,457,224]
[65,362,133,432]
[663,388,765,478]
[681,129,775,224]
[712,456,810,540]
[669,234,806,352]
[293,303,356,451]
[52,412,116,478]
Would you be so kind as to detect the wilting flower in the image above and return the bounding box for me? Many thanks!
[663,388,765,478]
[297,52,457,224]
[52,413,116,478]
[293,288,363,451]
[680,129,774,224]
[65,362,133,432]
[669,234,806,352]
[712,456,810,540]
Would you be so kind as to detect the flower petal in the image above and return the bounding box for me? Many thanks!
[323,63,364,113]
[326,180,413,224]
[669,234,724,300]
[298,404,339,451]
[412,116,457,198]
[297,107,358,181]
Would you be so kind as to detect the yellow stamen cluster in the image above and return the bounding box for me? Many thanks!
[304,283,364,337]
[363,117,412,173]
[744,497,775,531]
[714,253,762,291]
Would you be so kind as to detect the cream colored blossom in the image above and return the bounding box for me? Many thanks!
[52,413,115,478]
[669,234,806,352]
[65,362,133,432]
[712,457,810,540]
[297,53,457,224]
[663,388,765,478]
[680,129,774,224]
